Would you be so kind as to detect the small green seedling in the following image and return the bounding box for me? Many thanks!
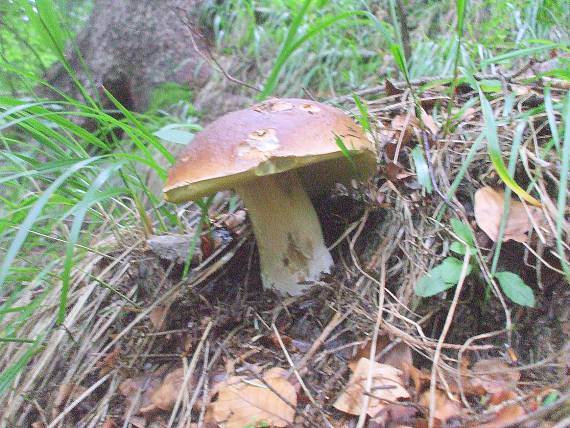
[415,218,536,307]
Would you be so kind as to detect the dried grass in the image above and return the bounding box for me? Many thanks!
[1,75,568,427]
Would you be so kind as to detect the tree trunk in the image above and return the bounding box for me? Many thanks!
[45,0,211,112]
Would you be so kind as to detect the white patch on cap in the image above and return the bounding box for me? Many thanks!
[300,103,321,114]
[252,99,294,113]
[236,128,280,159]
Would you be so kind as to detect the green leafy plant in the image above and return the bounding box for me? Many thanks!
[415,219,535,307]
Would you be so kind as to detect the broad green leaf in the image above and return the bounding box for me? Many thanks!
[154,128,195,145]
[415,268,455,297]
[542,392,560,406]
[479,79,502,93]
[415,257,471,297]
[495,271,535,307]
[438,257,471,283]
[411,145,432,194]
[450,218,475,246]
[450,241,470,255]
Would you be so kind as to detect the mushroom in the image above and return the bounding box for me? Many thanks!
[164,98,376,295]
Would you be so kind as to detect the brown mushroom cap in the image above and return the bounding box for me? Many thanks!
[164,98,376,203]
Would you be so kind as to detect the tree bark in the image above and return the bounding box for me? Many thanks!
[44,0,211,111]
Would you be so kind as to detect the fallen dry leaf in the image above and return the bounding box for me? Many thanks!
[368,403,417,427]
[391,114,416,146]
[96,347,120,375]
[221,209,247,231]
[474,187,538,242]
[385,162,415,182]
[477,404,525,428]
[420,108,439,135]
[488,389,518,405]
[100,417,117,428]
[385,79,405,96]
[419,390,462,422]
[209,367,296,428]
[119,367,166,415]
[151,368,195,411]
[470,358,520,394]
[334,358,410,417]
[149,305,168,331]
[353,335,413,384]
[52,383,87,419]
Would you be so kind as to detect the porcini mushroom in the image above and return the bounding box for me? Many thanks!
[164,98,376,295]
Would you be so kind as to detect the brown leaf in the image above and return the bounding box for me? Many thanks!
[150,368,195,411]
[210,367,297,428]
[119,367,166,415]
[96,347,120,375]
[353,335,413,384]
[418,390,462,422]
[334,358,410,417]
[470,358,520,394]
[385,142,398,161]
[52,383,87,418]
[368,403,417,427]
[385,162,415,182]
[488,389,518,405]
[420,108,439,135]
[385,80,404,96]
[474,187,536,242]
[477,404,525,428]
[100,417,118,428]
[149,305,168,331]
[391,114,416,146]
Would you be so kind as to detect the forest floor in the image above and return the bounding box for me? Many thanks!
[2,71,570,428]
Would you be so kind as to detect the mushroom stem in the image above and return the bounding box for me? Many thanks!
[236,170,333,295]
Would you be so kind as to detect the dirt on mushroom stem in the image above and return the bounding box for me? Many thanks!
[235,169,333,295]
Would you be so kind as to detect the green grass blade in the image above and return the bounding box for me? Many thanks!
[556,92,570,280]
[0,157,103,290]
[465,71,541,206]
[352,94,370,132]
[412,145,433,194]
[544,86,561,153]
[456,0,466,37]
[491,121,526,274]
[57,162,125,323]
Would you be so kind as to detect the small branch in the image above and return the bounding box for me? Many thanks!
[174,7,261,94]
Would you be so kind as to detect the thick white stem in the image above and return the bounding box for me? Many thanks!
[236,171,333,295]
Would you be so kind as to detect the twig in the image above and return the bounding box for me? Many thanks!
[167,320,213,428]
[457,329,506,410]
[295,311,348,375]
[175,7,261,94]
[47,372,113,427]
